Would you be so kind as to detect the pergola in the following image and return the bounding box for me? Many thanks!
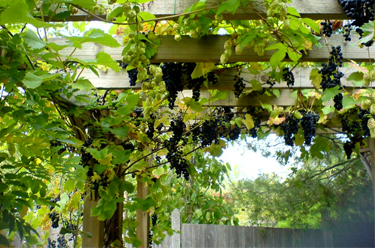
[5,0,375,247]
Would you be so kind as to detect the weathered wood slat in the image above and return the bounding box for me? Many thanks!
[54,0,348,22]
[53,34,375,63]
[84,67,364,90]
[179,224,325,247]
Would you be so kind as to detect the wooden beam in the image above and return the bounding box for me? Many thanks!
[194,89,297,107]
[143,0,348,20]
[82,199,104,247]
[53,34,375,63]
[53,0,347,22]
[136,177,150,248]
[84,67,366,90]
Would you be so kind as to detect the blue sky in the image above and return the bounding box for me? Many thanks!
[220,135,292,180]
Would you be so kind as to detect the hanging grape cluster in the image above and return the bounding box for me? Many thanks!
[121,63,138,86]
[161,63,184,109]
[233,72,245,98]
[246,108,262,138]
[282,68,295,88]
[319,46,344,91]
[337,0,375,46]
[48,196,60,229]
[340,108,372,158]
[48,235,69,248]
[334,93,344,110]
[161,63,219,108]
[201,120,220,146]
[183,63,205,101]
[321,20,333,37]
[338,0,375,26]
[164,117,189,180]
[146,115,156,139]
[301,112,318,146]
[279,114,300,146]
[50,140,67,155]
[319,46,345,111]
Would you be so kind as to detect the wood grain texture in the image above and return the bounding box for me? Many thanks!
[136,178,150,248]
[53,34,375,63]
[54,0,348,22]
[84,66,366,90]
[180,224,324,248]
[82,200,104,247]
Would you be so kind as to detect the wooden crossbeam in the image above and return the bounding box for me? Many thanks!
[53,34,375,63]
[53,0,347,22]
[142,0,347,20]
[84,67,365,90]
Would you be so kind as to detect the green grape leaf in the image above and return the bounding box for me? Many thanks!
[120,180,135,193]
[93,163,107,175]
[208,143,223,157]
[1,1,57,28]
[23,72,43,89]
[110,126,129,139]
[185,98,204,112]
[209,90,228,102]
[87,147,109,161]
[91,198,119,220]
[136,196,156,211]
[322,106,335,115]
[287,7,300,17]
[71,78,94,91]
[138,11,155,21]
[302,18,320,33]
[249,79,262,90]
[107,6,124,21]
[270,49,286,69]
[191,63,215,79]
[54,11,72,20]
[243,114,254,130]
[342,96,358,109]
[65,29,120,49]
[347,71,364,87]
[70,0,96,8]
[22,30,46,50]
[309,68,322,89]
[110,147,131,166]
[321,86,339,102]
[217,0,241,15]
[294,129,305,146]
[96,51,120,72]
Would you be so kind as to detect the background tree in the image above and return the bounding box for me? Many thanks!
[230,135,374,228]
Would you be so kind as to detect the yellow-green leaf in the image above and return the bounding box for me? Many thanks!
[243,114,254,130]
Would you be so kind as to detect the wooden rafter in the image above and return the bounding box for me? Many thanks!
[52,0,348,22]
[53,35,375,63]
[84,67,368,90]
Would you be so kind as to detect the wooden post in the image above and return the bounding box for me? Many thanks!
[171,209,181,248]
[369,138,375,247]
[136,178,150,248]
[82,198,104,247]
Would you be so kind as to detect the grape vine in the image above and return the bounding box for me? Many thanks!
[337,0,375,46]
